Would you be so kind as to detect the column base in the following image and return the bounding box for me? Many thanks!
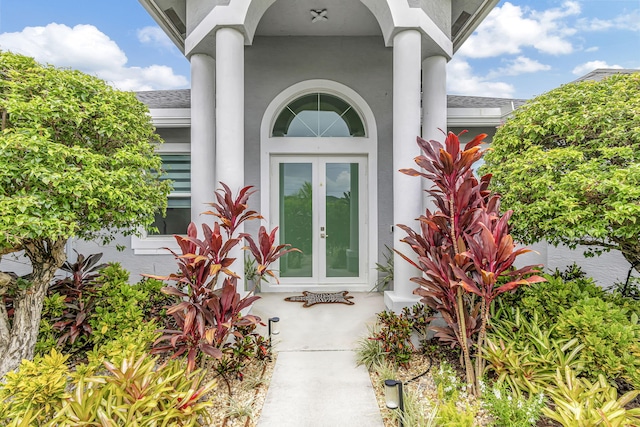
[383,291,422,313]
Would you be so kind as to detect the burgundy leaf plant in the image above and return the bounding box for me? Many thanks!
[145,183,299,372]
[398,131,545,395]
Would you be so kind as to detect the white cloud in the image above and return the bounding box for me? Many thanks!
[0,23,188,91]
[613,10,640,31]
[577,18,613,31]
[487,56,551,78]
[572,60,623,76]
[459,1,580,58]
[137,26,176,50]
[578,9,640,32]
[584,46,599,52]
[447,58,515,98]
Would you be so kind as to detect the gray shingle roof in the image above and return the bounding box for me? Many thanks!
[572,68,639,83]
[135,90,190,108]
[446,95,527,109]
[135,89,526,110]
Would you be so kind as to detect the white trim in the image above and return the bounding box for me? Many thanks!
[269,155,368,287]
[130,236,181,255]
[447,107,504,126]
[259,79,378,292]
[149,108,191,127]
[132,144,191,255]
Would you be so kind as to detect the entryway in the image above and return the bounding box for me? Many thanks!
[270,155,367,287]
[260,80,378,293]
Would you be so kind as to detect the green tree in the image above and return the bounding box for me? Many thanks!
[0,51,171,376]
[483,73,640,271]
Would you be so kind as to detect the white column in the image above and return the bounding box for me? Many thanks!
[190,53,216,228]
[215,27,245,286]
[421,55,447,210]
[215,27,244,193]
[385,29,423,312]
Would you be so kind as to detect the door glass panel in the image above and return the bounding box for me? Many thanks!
[325,163,359,277]
[279,163,313,277]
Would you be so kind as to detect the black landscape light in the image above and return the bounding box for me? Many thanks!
[268,316,280,338]
[384,379,404,427]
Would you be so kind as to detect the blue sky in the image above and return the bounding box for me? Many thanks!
[0,1,638,99]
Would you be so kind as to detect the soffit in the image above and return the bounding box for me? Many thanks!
[255,0,382,37]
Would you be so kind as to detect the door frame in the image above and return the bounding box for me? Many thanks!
[270,155,368,286]
[260,80,378,292]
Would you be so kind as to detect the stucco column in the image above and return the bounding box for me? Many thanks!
[215,27,244,192]
[190,53,216,227]
[421,55,447,210]
[385,29,423,312]
[215,27,245,286]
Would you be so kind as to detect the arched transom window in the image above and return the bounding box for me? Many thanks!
[272,93,365,137]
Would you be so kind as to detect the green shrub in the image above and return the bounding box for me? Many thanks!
[212,323,273,381]
[481,381,545,427]
[91,280,147,346]
[93,262,129,285]
[36,263,171,359]
[35,293,67,355]
[402,302,434,343]
[555,297,640,387]
[500,272,603,325]
[135,277,174,326]
[435,395,477,427]
[81,322,160,377]
[542,366,640,426]
[396,391,438,427]
[0,349,69,424]
[433,361,465,400]
[369,309,415,367]
[90,264,171,347]
[484,308,584,396]
[603,290,640,318]
[1,348,215,426]
[52,354,215,426]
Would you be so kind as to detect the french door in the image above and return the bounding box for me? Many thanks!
[270,155,368,287]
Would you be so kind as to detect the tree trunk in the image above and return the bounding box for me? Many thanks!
[615,237,640,275]
[0,238,66,377]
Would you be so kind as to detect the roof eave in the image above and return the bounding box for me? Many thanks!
[138,0,186,53]
[452,0,500,53]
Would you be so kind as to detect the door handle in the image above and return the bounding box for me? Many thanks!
[320,233,328,238]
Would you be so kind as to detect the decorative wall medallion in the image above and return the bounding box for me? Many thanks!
[311,9,328,23]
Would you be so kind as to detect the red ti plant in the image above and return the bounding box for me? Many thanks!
[397,131,544,395]
[146,183,298,372]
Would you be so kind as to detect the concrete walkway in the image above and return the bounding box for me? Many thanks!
[251,292,385,427]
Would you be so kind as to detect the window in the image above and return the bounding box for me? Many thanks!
[272,93,365,137]
[150,154,191,235]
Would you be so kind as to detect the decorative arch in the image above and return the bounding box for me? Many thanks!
[271,92,366,138]
[259,80,378,291]
[260,79,377,144]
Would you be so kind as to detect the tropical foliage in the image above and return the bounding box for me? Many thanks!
[483,73,640,271]
[397,131,544,394]
[0,50,170,375]
[147,183,298,372]
[0,349,216,426]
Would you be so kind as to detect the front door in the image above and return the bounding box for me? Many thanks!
[270,155,367,288]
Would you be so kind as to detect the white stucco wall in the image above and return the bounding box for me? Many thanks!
[243,35,394,264]
[409,0,451,37]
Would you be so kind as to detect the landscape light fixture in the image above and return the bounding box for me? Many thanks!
[384,379,404,427]
[268,316,280,338]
